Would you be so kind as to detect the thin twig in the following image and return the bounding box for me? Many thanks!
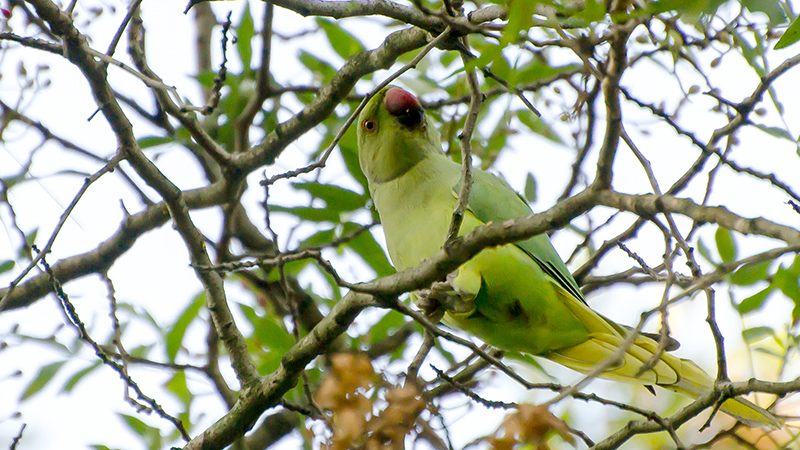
[430,365,516,409]
[445,38,481,244]
[1,155,124,310]
[262,26,454,187]
[9,423,26,450]
[621,127,700,276]
[36,248,190,440]
[633,219,676,379]
[235,3,274,152]
[705,289,729,382]
[481,67,541,117]
[183,12,233,115]
[105,0,143,57]
[406,331,436,385]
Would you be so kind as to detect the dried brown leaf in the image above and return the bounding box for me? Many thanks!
[487,404,574,450]
[367,385,426,449]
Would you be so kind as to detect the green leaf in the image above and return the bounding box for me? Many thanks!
[730,260,771,286]
[251,312,295,353]
[166,292,205,362]
[742,0,786,26]
[23,228,38,257]
[15,333,70,353]
[440,50,458,68]
[487,51,513,84]
[260,108,279,137]
[736,286,774,314]
[766,85,786,116]
[316,19,365,61]
[127,344,155,359]
[116,302,162,332]
[292,182,366,212]
[61,361,101,393]
[793,301,800,326]
[753,347,783,357]
[166,371,192,406]
[775,15,800,50]
[21,360,66,400]
[515,61,582,86]
[52,169,93,179]
[298,51,336,84]
[714,227,737,262]
[119,414,162,450]
[524,173,537,203]
[196,70,217,89]
[339,128,369,192]
[730,28,765,77]
[573,0,606,22]
[647,0,722,16]
[502,0,534,46]
[368,310,409,345]
[752,123,794,140]
[773,255,800,323]
[466,43,503,74]
[742,326,774,343]
[244,305,296,374]
[517,109,565,145]
[298,227,337,248]
[270,205,342,223]
[506,351,555,379]
[697,238,715,265]
[346,225,394,277]
[236,2,254,70]
[137,136,174,150]
[120,414,149,435]
[0,260,14,273]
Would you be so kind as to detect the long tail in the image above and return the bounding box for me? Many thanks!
[547,333,781,428]
[546,286,782,428]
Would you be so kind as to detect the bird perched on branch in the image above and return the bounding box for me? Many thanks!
[356,85,781,428]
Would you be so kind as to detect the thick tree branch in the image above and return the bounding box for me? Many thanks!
[592,378,799,450]
[192,0,506,37]
[231,7,504,174]
[0,31,61,53]
[596,191,800,245]
[593,22,629,189]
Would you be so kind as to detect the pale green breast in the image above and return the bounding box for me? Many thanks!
[369,154,590,356]
[369,154,461,270]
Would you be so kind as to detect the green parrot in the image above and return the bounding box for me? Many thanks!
[356,86,781,428]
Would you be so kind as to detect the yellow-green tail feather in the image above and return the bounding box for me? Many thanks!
[543,281,781,428]
[547,333,781,428]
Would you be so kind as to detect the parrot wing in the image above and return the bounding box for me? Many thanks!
[452,170,780,428]
[454,170,586,304]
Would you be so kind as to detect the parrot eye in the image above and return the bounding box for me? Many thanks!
[363,119,377,133]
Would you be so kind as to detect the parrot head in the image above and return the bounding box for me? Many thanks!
[357,87,443,183]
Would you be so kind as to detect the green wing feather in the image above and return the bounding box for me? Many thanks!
[454,170,781,428]
[454,170,585,304]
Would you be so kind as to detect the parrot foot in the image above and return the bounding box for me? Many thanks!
[413,293,446,323]
[415,273,476,320]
